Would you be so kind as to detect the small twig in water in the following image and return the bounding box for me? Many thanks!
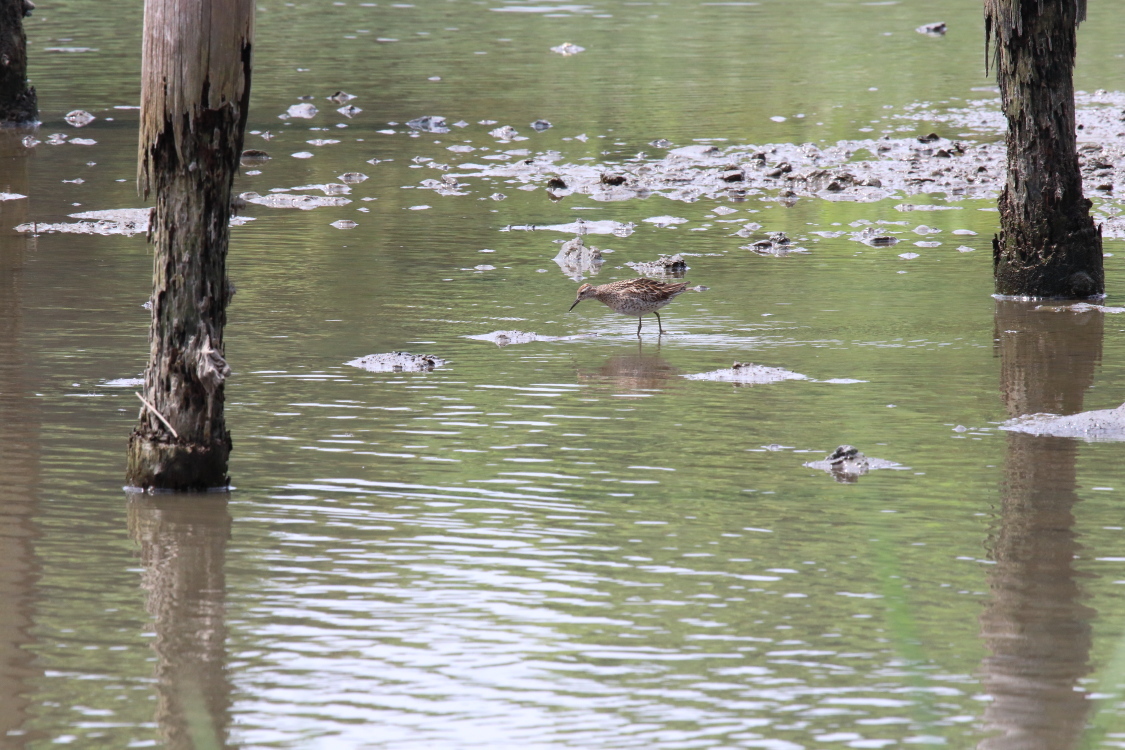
[135,392,179,439]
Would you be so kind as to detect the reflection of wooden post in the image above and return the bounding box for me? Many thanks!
[0,131,40,748]
[0,0,37,124]
[985,0,1103,297]
[979,300,1099,749]
[129,493,233,750]
[126,0,254,490]
[0,130,31,232]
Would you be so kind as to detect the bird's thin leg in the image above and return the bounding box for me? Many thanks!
[636,317,643,336]
[655,311,666,335]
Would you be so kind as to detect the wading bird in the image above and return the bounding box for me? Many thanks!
[568,278,689,335]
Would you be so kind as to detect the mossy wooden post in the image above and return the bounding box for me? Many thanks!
[985,0,1103,298]
[127,0,253,490]
[0,0,37,124]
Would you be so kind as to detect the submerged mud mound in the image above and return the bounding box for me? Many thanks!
[804,445,909,483]
[625,254,689,277]
[15,208,153,236]
[684,362,809,385]
[504,219,635,237]
[1001,404,1125,442]
[684,362,863,385]
[15,208,254,236]
[346,352,446,373]
[553,236,604,281]
[743,232,810,256]
[1037,302,1125,314]
[239,191,352,210]
[466,330,599,347]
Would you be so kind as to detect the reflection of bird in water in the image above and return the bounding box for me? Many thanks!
[569,278,689,335]
[577,342,681,391]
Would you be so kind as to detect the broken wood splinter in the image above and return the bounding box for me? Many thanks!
[135,392,179,439]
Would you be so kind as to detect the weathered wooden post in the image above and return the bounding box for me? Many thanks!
[0,0,37,124]
[985,0,1103,298]
[126,0,254,490]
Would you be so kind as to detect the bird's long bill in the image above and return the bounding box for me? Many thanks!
[568,298,582,312]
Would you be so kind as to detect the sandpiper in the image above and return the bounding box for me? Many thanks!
[568,278,689,335]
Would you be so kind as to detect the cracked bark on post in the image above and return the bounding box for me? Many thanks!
[985,0,1103,298]
[0,0,37,124]
[126,0,253,490]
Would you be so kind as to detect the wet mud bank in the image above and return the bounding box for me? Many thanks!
[411,91,1125,236]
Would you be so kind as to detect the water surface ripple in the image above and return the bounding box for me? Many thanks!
[4,0,1125,748]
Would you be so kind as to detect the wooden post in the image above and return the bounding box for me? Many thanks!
[0,0,37,124]
[985,0,1103,298]
[126,0,254,490]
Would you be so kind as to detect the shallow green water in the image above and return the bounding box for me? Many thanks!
[3,0,1125,748]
